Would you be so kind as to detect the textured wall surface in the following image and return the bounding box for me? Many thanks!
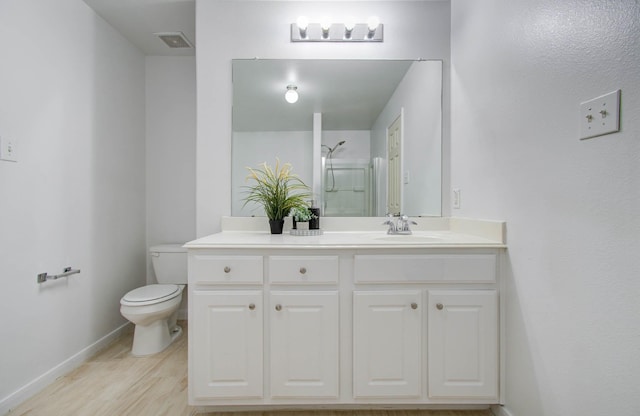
[145,56,197,280]
[0,0,146,409]
[450,1,640,415]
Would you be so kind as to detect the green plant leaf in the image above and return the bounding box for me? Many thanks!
[242,159,312,220]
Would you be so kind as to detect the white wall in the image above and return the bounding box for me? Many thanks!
[145,56,196,282]
[196,0,451,236]
[322,130,371,160]
[0,0,146,411]
[372,60,442,216]
[450,1,640,415]
[232,130,313,216]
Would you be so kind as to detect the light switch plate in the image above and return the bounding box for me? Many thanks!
[0,135,18,162]
[580,90,621,140]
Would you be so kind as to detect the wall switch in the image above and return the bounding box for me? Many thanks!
[453,188,461,209]
[580,89,621,140]
[403,171,410,184]
[0,135,18,162]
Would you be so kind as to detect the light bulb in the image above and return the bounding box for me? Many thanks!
[320,17,332,31]
[296,16,309,39]
[367,16,380,31]
[321,17,331,39]
[344,20,355,31]
[344,19,355,39]
[296,16,309,31]
[285,85,298,104]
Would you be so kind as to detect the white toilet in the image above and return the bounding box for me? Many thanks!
[120,244,187,356]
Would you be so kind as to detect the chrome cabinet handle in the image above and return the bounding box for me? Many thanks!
[275,304,282,311]
[436,303,444,310]
[411,302,418,310]
[223,266,231,273]
[249,303,255,310]
[299,267,307,274]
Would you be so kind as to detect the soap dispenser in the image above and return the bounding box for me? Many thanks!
[309,200,320,230]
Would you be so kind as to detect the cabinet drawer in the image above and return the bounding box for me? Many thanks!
[189,254,263,284]
[269,256,339,284]
[354,254,496,283]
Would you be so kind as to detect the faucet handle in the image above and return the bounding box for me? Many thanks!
[383,214,397,233]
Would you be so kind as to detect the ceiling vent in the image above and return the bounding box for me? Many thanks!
[154,32,193,49]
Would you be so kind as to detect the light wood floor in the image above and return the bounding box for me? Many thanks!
[8,322,493,416]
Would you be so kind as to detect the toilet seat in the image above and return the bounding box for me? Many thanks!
[121,284,181,307]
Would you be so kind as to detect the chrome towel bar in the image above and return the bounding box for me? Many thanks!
[37,267,81,283]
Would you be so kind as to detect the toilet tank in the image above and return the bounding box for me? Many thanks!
[150,244,187,284]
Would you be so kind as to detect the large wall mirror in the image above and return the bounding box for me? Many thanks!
[231,59,442,217]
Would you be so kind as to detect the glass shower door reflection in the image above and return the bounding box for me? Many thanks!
[322,159,371,217]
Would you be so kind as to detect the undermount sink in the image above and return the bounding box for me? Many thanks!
[374,234,445,243]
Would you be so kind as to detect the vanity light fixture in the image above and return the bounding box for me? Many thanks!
[285,85,299,104]
[291,16,383,42]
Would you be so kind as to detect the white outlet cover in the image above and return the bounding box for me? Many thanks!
[579,89,621,140]
[453,188,461,209]
[0,135,18,162]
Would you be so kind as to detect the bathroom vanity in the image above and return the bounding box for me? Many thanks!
[185,217,506,411]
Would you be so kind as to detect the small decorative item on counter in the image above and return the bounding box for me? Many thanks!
[308,202,320,230]
[242,159,311,234]
[291,206,318,231]
[290,202,323,236]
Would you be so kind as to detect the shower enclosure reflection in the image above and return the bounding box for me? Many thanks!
[231,59,442,217]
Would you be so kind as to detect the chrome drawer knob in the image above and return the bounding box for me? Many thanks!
[411,302,418,310]
[223,266,231,273]
[299,267,307,274]
[249,303,255,310]
[436,303,444,310]
[275,304,282,311]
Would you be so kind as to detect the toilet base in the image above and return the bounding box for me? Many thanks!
[131,319,182,357]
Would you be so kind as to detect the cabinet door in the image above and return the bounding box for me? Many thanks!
[192,290,263,399]
[428,290,498,399]
[353,291,422,398]
[270,291,339,398]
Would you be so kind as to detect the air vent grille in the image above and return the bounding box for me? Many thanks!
[154,32,193,49]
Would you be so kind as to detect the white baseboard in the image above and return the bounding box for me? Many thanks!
[491,404,515,416]
[0,322,131,415]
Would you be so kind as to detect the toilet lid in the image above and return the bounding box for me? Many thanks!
[121,284,181,306]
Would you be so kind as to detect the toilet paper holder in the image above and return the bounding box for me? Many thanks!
[37,267,81,283]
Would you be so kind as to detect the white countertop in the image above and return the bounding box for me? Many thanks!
[184,217,506,249]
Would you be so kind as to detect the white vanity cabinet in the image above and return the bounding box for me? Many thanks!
[191,290,263,399]
[187,236,505,410]
[270,290,340,398]
[427,290,498,399]
[352,253,500,402]
[353,290,423,398]
[268,254,341,398]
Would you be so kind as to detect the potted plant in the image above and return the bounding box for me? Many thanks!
[243,160,311,234]
[290,206,318,230]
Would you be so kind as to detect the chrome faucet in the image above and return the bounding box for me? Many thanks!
[383,214,417,235]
